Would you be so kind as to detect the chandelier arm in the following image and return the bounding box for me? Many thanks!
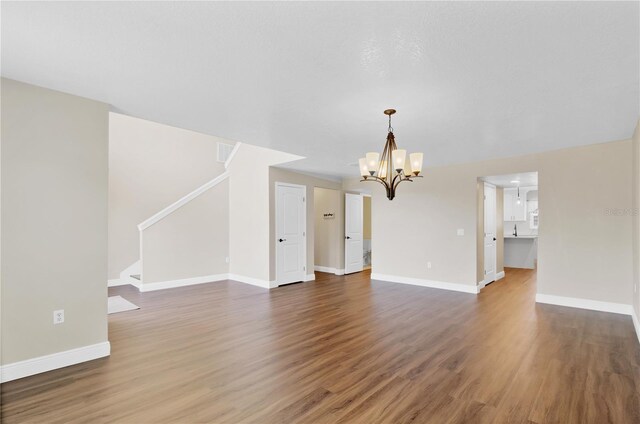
[393,175,414,191]
[361,176,391,190]
[391,173,399,188]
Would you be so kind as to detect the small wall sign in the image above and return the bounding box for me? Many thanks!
[323,213,335,219]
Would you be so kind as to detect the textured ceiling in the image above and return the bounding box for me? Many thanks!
[2,2,638,178]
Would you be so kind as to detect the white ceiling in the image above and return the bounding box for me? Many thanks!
[2,2,638,178]
[482,172,538,189]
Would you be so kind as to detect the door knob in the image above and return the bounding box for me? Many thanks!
[493,237,496,241]
[345,236,351,239]
[278,238,286,242]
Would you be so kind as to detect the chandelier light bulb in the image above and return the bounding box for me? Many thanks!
[410,153,423,176]
[358,158,369,177]
[391,149,406,173]
[366,152,379,174]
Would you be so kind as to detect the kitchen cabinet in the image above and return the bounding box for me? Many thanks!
[504,187,527,221]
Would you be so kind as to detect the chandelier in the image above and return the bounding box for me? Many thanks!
[358,109,423,200]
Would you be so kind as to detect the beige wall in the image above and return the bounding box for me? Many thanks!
[1,79,109,364]
[363,196,372,240]
[228,145,302,283]
[344,139,633,305]
[314,187,344,270]
[141,180,229,284]
[108,113,229,279]
[632,119,640,320]
[268,168,343,280]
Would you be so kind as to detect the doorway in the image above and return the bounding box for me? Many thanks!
[275,182,306,285]
[363,195,372,269]
[312,189,372,277]
[484,183,497,285]
[478,172,539,289]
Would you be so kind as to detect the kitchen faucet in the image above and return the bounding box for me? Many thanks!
[513,224,518,237]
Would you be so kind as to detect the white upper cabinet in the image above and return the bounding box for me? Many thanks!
[503,187,528,221]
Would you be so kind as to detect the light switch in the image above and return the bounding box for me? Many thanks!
[457,229,464,236]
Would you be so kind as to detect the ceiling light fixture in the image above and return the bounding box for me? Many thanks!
[358,109,423,200]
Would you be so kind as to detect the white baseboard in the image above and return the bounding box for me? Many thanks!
[535,293,633,315]
[113,272,278,291]
[371,273,479,294]
[305,273,315,282]
[0,341,110,383]
[314,265,345,276]
[107,278,128,287]
[228,273,277,289]
[139,273,228,292]
[631,311,640,343]
[478,271,506,291]
[632,309,640,345]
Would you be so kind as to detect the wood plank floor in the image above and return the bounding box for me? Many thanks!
[2,268,639,423]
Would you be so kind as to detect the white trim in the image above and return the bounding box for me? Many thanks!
[224,142,242,169]
[305,273,315,281]
[632,309,640,345]
[275,182,307,286]
[0,342,110,383]
[314,265,345,275]
[118,260,142,288]
[478,271,504,291]
[108,278,127,287]
[138,172,229,231]
[116,273,282,292]
[228,273,277,289]
[371,273,479,294]
[535,293,633,315]
[139,274,228,292]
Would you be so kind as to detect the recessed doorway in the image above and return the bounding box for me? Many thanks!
[478,172,539,289]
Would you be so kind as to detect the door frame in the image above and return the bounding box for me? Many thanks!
[275,182,307,285]
[483,182,497,286]
[362,193,372,270]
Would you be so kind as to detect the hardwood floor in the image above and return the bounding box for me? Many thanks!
[2,268,639,423]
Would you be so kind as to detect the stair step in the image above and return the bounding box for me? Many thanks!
[130,274,141,281]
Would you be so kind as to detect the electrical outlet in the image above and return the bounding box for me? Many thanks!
[457,228,465,236]
[225,256,230,264]
[53,310,64,325]
[427,261,432,269]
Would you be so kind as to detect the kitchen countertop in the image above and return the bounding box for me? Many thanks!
[504,235,538,239]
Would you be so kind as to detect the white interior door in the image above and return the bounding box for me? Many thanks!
[276,183,306,285]
[484,183,497,285]
[344,193,364,274]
